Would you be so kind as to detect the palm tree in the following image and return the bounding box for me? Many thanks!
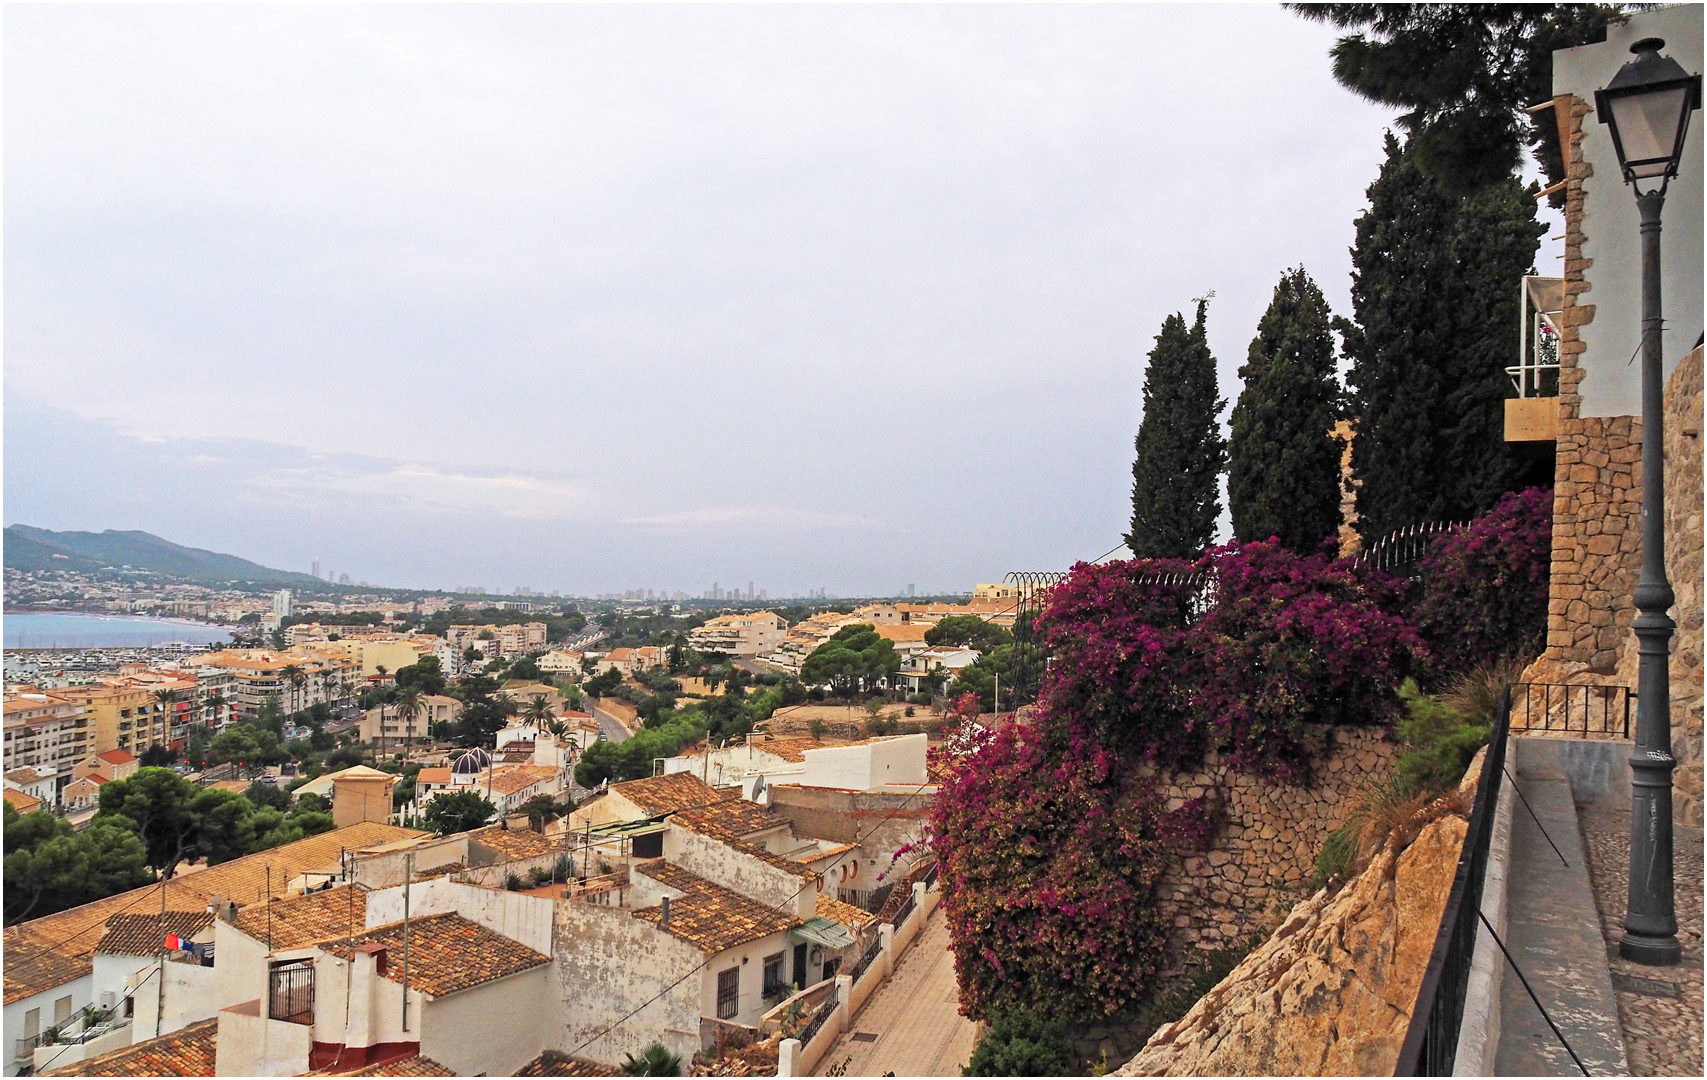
[152,688,177,751]
[394,686,425,764]
[523,694,555,728]
[205,691,226,731]
[280,664,306,716]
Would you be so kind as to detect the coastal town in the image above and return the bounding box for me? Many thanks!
[5,5,1705,1079]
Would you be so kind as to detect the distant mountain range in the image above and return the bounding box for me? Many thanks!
[4,525,324,587]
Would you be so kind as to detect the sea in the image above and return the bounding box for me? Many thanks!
[2,612,239,650]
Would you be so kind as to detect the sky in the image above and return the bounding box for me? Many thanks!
[3,3,1564,598]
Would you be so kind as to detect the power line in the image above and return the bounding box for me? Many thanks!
[30,961,162,1076]
[5,878,177,970]
[562,774,939,1060]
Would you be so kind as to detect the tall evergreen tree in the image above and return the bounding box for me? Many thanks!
[1228,268,1344,552]
[1340,135,1544,539]
[1289,4,1624,197]
[1126,300,1226,559]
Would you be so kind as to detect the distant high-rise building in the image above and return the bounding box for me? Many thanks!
[748,581,755,601]
[908,584,916,597]
[272,589,293,617]
[338,573,351,586]
[312,559,321,579]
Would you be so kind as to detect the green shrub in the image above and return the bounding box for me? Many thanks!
[620,1042,681,1076]
[1311,823,1359,892]
[1395,679,1490,793]
[505,873,525,891]
[963,1009,1076,1076]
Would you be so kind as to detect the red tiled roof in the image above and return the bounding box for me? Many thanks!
[516,1051,620,1076]
[324,913,549,996]
[608,772,718,815]
[42,1018,217,1076]
[94,911,214,957]
[631,860,800,953]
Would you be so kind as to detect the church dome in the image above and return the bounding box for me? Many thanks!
[451,747,491,775]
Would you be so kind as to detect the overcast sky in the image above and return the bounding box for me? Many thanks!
[3,3,1563,598]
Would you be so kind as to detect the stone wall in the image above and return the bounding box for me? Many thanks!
[1520,87,1704,828]
[1144,724,1398,965]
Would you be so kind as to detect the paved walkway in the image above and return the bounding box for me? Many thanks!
[1578,803,1704,1077]
[1495,762,1630,1076]
[813,908,978,1077]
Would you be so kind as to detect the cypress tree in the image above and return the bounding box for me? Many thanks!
[1126,300,1226,559]
[1228,268,1345,552]
[1342,135,1545,540]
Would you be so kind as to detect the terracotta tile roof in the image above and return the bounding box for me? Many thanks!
[631,860,800,953]
[873,623,931,643]
[671,797,783,840]
[415,767,452,785]
[230,885,368,950]
[315,1055,458,1076]
[3,788,42,814]
[167,821,424,907]
[96,749,137,765]
[720,835,817,881]
[4,822,423,1003]
[468,824,559,861]
[608,772,719,815]
[94,911,214,956]
[5,767,47,785]
[516,1051,621,1076]
[747,737,870,764]
[42,1017,217,1076]
[815,895,877,931]
[325,913,549,996]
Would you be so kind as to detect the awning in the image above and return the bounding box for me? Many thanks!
[791,917,857,950]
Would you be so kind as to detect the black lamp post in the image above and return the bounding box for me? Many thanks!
[1594,36,1701,967]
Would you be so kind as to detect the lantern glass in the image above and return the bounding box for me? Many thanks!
[1609,85,1692,177]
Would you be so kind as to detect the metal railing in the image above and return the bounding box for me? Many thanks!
[922,861,940,891]
[1394,690,1511,1076]
[267,959,315,1025]
[845,937,884,985]
[1511,682,1632,740]
[795,993,839,1047]
[891,893,916,931]
[1354,521,1468,574]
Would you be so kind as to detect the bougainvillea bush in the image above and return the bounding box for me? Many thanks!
[930,717,1211,1022]
[1039,540,1421,780]
[1406,486,1552,681]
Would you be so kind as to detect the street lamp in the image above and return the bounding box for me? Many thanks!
[1594,36,1701,967]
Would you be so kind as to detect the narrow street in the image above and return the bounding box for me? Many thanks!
[812,908,978,1077]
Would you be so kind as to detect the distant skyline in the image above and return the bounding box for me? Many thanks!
[3,4,1563,596]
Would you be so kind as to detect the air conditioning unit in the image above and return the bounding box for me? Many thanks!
[98,991,116,1010]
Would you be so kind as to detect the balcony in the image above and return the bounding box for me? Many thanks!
[1506,276,1563,443]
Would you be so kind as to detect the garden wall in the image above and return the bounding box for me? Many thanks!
[1144,724,1398,966]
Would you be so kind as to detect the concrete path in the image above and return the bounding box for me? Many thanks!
[1495,758,1630,1076]
[813,908,978,1077]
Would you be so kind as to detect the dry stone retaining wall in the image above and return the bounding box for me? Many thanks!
[1143,724,1399,966]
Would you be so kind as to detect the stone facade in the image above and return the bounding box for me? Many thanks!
[1521,91,1705,827]
[1144,724,1399,965]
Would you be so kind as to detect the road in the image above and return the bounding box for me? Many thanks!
[813,907,977,1077]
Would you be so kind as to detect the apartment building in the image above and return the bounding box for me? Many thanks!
[444,623,548,658]
[58,681,172,758]
[1,693,89,788]
[360,694,462,745]
[687,611,789,657]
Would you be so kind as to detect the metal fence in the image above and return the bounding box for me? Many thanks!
[1511,682,1633,739]
[922,861,940,891]
[795,992,839,1047]
[267,959,315,1025]
[892,892,917,931]
[1393,691,1511,1076]
[845,937,884,985]
[1354,521,1467,574]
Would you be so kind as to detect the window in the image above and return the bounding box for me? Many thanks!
[716,967,739,1020]
[24,1009,39,1038]
[53,996,72,1024]
[762,953,787,1000]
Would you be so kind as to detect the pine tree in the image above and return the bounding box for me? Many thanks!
[1126,300,1226,559]
[1228,268,1344,552]
[1342,135,1545,540]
